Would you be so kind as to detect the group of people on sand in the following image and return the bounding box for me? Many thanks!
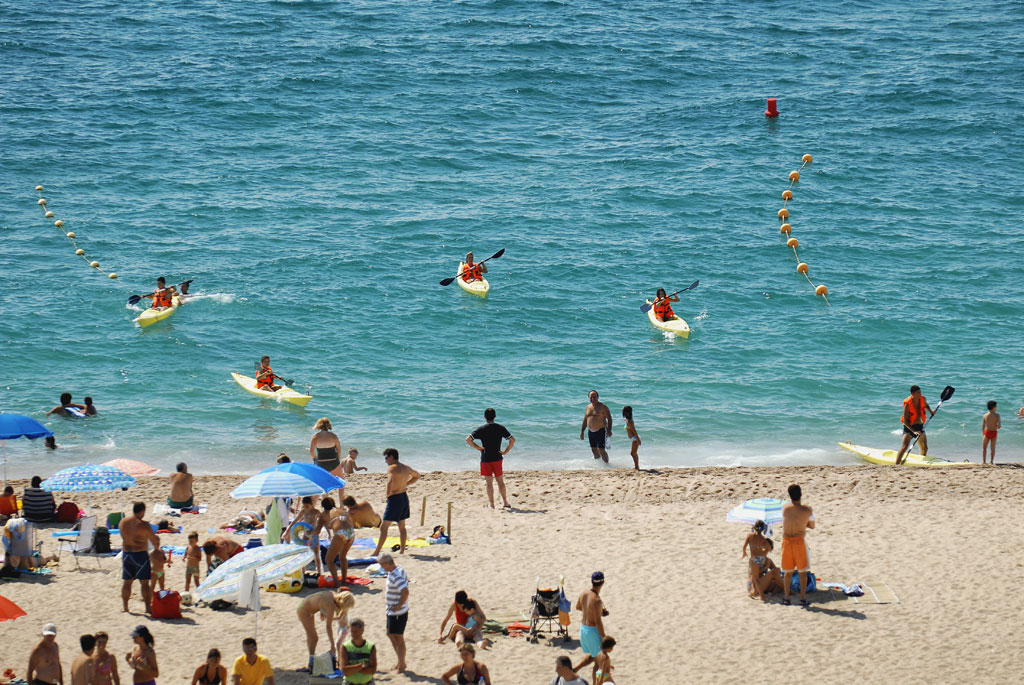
[742,484,816,607]
[28,623,157,685]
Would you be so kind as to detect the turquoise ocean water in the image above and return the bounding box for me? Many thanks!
[2,1,1023,477]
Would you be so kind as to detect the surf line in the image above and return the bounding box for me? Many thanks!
[776,156,831,308]
[35,185,119,281]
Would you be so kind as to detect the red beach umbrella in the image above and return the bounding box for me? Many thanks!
[0,594,27,622]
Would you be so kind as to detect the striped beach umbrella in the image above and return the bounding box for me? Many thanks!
[726,498,784,526]
[195,544,314,602]
[231,463,345,498]
[41,464,136,492]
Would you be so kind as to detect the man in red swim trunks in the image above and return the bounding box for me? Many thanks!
[466,408,516,509]
[781,484,815,607]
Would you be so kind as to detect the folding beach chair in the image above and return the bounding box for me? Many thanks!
[57,515,100,569]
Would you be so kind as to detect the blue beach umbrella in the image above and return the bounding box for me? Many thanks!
[41,464,136,512]
[726,498,785,526]
[231,462,346,499]
[195,543,314,602]
[0,413,54,488]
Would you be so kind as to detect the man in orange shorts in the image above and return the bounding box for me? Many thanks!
[466,408,515,509]
[781,484,815,607]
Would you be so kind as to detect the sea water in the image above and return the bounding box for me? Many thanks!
[1,0,1022,477]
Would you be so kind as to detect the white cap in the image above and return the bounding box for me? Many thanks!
[42,622,57,636]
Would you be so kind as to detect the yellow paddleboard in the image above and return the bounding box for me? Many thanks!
[838,441,971,467]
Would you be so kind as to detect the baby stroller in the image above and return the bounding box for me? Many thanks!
[529,577,570,644]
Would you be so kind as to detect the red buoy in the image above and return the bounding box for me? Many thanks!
[765,97,779,118]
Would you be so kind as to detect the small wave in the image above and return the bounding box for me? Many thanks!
[188,292,239,304]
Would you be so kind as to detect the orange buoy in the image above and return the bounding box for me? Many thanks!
[787,237,799,248]
[780,223,792,234]
[802,154,813,164]
[789,170,800,182]
[765,97,779,118]
[815,284,828,296]
[782,189,793,201]
[797,263,809,274]
[777,208,789,220]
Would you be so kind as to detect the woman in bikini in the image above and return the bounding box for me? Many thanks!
[92,632,120,685]
[321,497,355,586]
[309,417,344,478]
[438,591,489,647]
[190,648,226,685]
[441,643,491,685]
[622,406,640,471]
[296,589,355,671]
[741,520,772,601]
[125,625,158,685]
[285,496,324,576]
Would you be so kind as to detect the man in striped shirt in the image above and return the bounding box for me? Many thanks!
[379,552,409,673]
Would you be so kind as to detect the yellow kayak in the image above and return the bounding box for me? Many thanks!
[838,441,971,467]
[231,372,313,407]
[645,300,690,337]
[456,262,489,297]
[136,296,181,328]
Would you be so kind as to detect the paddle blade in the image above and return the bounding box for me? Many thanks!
[439,276,456,286]
[685,279,699,291]
[127,295,142,305]
[489,248,505,260]
[940,385,955,402]
[284,379,294,387]
[639,302,653,312]
[254,361,261,373]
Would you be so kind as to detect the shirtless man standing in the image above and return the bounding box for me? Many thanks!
[580,390,612,463]
[120,502,161,614]
[28,623,63,685]
[573,571,607,680]
[781,484,815,607]
[70,634,96,685]
[371,448,420,557]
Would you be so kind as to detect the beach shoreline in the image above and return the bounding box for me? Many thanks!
[4,463,1024,683]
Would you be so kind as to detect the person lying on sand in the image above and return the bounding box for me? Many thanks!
[218,510,265,532]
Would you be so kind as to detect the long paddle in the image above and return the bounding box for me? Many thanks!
[253,361,294,388]
[899,385,955,464]
[128,280,193,306]
[439,249,505,286]
[639,280,700,312]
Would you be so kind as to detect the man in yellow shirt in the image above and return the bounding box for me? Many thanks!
[232,638,274,685]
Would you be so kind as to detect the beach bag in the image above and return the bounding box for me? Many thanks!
[151,590,182,619]
[789,571,817,593]
[56,501,79,524]
[92,527,111,554]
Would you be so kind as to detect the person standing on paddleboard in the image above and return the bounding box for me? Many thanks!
[895,385,935,466]
[461,252,487,283]
[581,390,612,463]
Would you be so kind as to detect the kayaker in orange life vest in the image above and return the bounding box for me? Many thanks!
[255,355,281,392]
[148,277,174,309]
[652,288,680,322]
[461,252,487,282]
[894,384,935,465]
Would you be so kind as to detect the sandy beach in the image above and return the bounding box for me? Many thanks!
[4,463,1024,683]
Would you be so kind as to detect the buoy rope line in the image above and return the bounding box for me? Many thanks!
[34,186,119,281]
[777,155,830,308]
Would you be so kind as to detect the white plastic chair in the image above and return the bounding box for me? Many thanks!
[57,515,99,570]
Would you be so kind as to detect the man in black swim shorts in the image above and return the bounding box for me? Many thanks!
[580,390,613,463]
[119,502,160,613]
[372,448,420,558]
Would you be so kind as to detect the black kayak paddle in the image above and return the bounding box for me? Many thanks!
[253,361,295,388]
[439,249,505,286]
[128,279,193,306]
[639,280,700,312]
[898,385,955,464]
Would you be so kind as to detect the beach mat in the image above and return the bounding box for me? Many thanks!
[814,580,899,605]
[350,536,433,549]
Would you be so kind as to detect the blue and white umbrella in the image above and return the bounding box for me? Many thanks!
[41,464,136,492]
[726,498,784,526]
[195,543,314,602]
[0,413,54,487]
[231,462,346,498]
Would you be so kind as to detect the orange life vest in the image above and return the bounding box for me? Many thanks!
[901,394,927,425]
[653,298,674,320]
[151,288,172,309]
[462,263,482,282]
[256,365,274,389]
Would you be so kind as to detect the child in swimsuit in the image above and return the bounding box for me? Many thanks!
[622,406,640,471]
[185,531,202,591]
[742,520,771,601]
[982,400,1001,465]
[285,496,324,576]
[594,635,616,685]
[149,547,169,592]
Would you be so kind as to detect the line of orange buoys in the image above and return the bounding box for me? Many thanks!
[776,155,830,308]
[35,185,119,280]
